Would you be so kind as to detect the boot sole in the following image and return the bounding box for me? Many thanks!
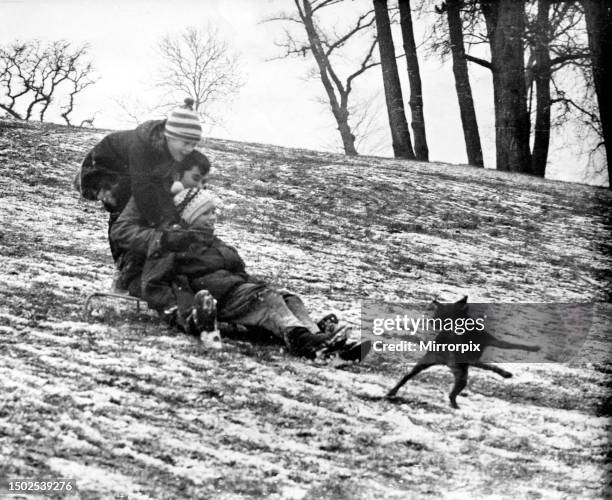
[193,290,217,333]
[338,340,372,362]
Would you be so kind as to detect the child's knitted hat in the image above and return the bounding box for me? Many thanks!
[173,187,217,225]
[164,98,202,142]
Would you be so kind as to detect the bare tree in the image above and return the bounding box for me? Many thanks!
[60,59,96,126]
[398,0,429,161]
[436,0,484,167]
[528,0,553,176]
[436,0,534,172]
[373,0,415,159]
[582,0,612,188]
[0,42,36,119]
[480,0,533,173]
[429,1,592,176]
[523,1,591,176]
[157,26,242,122]
[266,0,380,156]
[0,40,94,122]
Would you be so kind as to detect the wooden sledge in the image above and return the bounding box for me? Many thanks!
[83,291,143,320]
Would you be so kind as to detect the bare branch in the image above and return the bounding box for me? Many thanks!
[346,36,380,92]
[464,53,492,69]
[0,39,95,121]
[324,10,376,56]
[61,60,96,126]
[260,12,302,24]
[311,0,343,14]
[550,52,590,67]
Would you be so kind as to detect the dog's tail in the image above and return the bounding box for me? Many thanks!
[489,337,540,352]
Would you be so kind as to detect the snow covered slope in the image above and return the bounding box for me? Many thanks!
[0,121,609,499]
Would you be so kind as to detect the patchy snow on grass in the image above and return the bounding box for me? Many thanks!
[0,122,610,499]
[48,458,152,500]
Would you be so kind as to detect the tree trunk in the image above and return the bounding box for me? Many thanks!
[299,0,359,156]
[531,0,552,177]
[336,109,358,156]
[0,105,22,120]
[583,0,612,188]
[446,0,484,167]
[61,94,75,126]
[373,0,415,159]
[398,0,428,161]
[482,0,532,173]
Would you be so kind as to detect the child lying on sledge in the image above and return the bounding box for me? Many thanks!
[111,180,370,361]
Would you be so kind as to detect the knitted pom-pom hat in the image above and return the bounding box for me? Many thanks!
[173,187,218,226]
[170,180,185,195]
[164,98,202,142]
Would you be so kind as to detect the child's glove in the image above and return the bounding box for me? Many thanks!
[161,228,194,251]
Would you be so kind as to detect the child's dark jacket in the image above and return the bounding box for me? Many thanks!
[111,198,253,316]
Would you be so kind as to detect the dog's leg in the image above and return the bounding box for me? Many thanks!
[472,361,512,378]
[387,362,435,398]
[449,364,469,409]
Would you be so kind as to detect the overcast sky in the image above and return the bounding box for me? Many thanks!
[0,0,606,186]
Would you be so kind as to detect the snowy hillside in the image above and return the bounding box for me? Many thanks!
[0,121,610,499]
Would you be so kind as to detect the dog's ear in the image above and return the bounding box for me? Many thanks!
[457,295,468,304]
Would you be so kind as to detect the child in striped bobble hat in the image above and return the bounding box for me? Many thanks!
[173,187,220,232]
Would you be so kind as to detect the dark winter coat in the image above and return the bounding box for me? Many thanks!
[111,197,253,314]
[79,120,194,226]
[141,235,250,313]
